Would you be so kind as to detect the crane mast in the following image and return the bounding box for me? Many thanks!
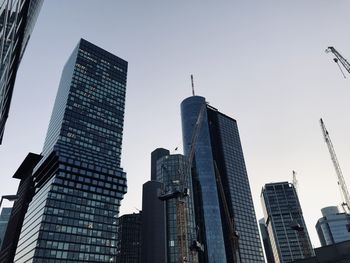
[214,162,241,263]
[292,170,298,193]
[320,118,350,213]
[325,46,350,78]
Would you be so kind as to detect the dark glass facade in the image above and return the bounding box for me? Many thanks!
[0,208,12,248]
[261,182,314,263]
[141,180,167,263]
[181,96,264,263]
[156,153,198,263]
[0,0,43,144]
[14,39,128,262]
[259,218,275,263]
[0,152,41,263]
[151,148,170,181]
[116,213,141,263]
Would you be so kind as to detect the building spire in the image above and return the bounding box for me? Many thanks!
[191,74,195,96]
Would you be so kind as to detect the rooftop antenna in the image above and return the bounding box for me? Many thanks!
[191,74,195,96]
[292,170,298,193]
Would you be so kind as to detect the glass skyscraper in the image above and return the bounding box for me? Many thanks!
[181,96,264,263]
[0,0,44,144]
[14,38,128,262]
[156,153,198,263]
[116,213,141,263]
[261,182,314,263]
[316,206,350,246]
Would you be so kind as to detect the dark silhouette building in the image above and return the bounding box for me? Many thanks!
[0,152,41,263]
[116,213,141,263]
[14,39,128,262]
[261,182,314,263]
[141,149,167,263]
[291,240,350,263]
[181,96,264,263]
[0,0,44,144]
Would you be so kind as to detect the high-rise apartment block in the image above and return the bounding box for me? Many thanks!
[181,96,264,263]
[14,39,128,262]
[116,213,142,263]
[261,182,314,263]
[316,206,350,246]
[0,0,44,144]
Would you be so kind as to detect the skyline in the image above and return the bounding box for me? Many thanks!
[1,0,350,250]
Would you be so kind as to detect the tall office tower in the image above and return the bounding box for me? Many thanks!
[0,0,44,144]
[116,213,142,263]
[141,180,166,263]
[0,153,41,263]
[156,153,198,263]
[0,208,12,248]
[181,96,264,263]
[259,218,275,263]
[14,39,128,262]
[151,148,170,181]
[316,206,350,246]
[261,182,314,263]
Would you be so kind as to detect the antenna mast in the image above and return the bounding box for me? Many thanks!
[191,74,195,96]
[292,170,298,193]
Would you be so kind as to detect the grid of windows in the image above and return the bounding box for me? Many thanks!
[156,154,197,263]
[210,109,264,263]
[261,182,314,263]
[316,206,350,246]
[116,213,141,263]
[14,39,128,262]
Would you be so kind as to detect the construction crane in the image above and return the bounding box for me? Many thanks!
[213,162,241,263]
[325,46,350,78]
[320,118,350,213]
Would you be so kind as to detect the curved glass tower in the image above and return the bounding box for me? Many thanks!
[181,96,264,263]
[316,206,350,246]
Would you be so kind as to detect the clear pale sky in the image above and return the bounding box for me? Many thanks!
[1,0,350,249]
